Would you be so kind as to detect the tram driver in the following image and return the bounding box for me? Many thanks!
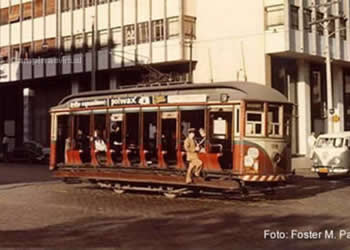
[184,128,203,184]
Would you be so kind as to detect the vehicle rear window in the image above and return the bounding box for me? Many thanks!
[316,138,343,148]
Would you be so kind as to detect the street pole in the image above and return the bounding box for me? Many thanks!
[91,16,96,91]
[324,9,334,133]
[309,1,342,134]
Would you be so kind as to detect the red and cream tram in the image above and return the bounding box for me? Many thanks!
[49,81,293,197]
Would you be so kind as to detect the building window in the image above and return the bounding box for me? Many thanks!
[112,27,122,47]
[317,12,324,36]
[167,17,179,39]
[328,15,336,38]
[9,5,20,23]
[21,44,32,59]
[0,47,9,63]
[63,36,72,53]
[303,8,312,32]
[290,5,299,30]
[98,30,109,48]
[137,22,149,44]
[184,16,196,39]
[74,34,84,52]
[152,20,164,42]
[85,0,95,7]
[62,0,71,12]
[97,0,108,3]
[34,0,43,18]
[124,25,135,46]
[73,0,82,9]
[0,8,9,26]
[85,32,92,50]
[340,17,347,40]
[11,45,20,61]
[46,0,56,15]
[22,2,32,20]
[265,5,284,29]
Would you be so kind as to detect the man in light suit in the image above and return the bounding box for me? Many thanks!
[184,128,203,184]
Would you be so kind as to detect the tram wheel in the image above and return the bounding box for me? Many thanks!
[318,173,328,179]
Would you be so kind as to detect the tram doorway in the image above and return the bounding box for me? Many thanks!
[161,112,177,165]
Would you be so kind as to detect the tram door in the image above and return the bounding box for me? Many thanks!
[209,107,233,169]
[161,111,178,166]
[143,111,158,165]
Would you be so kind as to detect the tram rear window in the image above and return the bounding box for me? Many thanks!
[247,113,261,121]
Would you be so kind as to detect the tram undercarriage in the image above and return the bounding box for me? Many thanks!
[52,165,291,198]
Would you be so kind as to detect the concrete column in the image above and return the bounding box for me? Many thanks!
[297,60,312,156]
[23,88,35,142]
[333,64,344,132]
[71,79,79,94]
[109,74,119,89]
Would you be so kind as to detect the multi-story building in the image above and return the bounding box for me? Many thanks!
[0,0,349,157]
[193,0,350,156]
[0,0,196,150]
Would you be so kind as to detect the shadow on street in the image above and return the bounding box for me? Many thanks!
[0,163,54,185]
[0,213,348,249]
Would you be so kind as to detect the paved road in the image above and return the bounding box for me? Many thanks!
[1,163,350,249]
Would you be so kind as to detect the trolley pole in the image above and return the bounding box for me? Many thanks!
[309,0,343,133]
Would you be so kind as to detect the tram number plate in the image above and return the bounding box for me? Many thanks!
[319,168,329,173]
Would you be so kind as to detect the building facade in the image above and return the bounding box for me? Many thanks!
[192,0,350,156]
[0,0,349,156]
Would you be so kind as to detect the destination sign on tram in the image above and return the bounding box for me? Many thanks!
[69,94,207,109]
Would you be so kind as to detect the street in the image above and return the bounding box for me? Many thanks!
[1,162,350,249]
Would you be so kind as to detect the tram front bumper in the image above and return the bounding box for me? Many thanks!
[311,166,349,175]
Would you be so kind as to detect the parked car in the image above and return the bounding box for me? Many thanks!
[311,132,350,178]
[11,141,50,164]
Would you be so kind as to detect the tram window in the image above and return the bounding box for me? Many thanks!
[268,105,282,137]
[56,115,69,164]
[246,103,264,136]
[209,110,233,169]
[143,112,158,164]
[126,112,140,163]
[209,111,232,148]
[235,107,240,135]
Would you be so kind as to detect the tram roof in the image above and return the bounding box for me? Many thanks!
[56,81,291,108]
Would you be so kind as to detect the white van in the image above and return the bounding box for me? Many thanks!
[311,132,350,178]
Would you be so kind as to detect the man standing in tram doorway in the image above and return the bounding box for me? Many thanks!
[184,128,203,184]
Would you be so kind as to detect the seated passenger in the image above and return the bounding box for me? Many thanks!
[94,130,107,165]
[197,128,206,153]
